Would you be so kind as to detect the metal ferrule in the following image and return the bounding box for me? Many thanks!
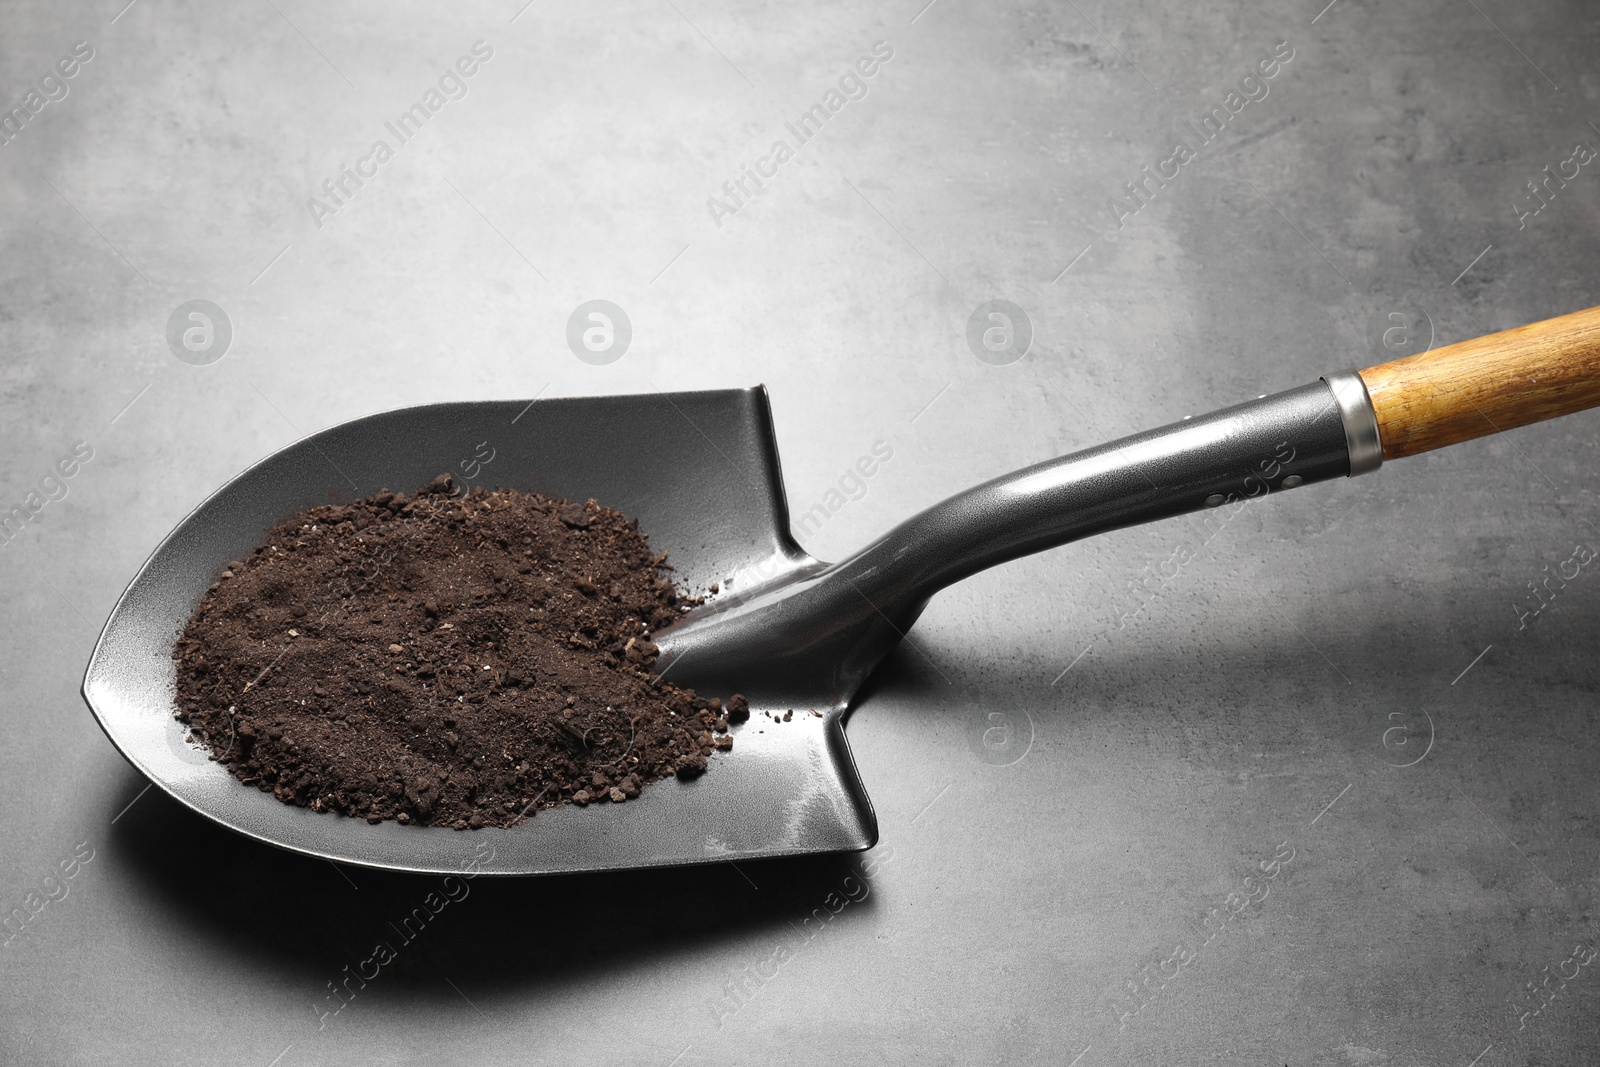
[1321,370,1384,476]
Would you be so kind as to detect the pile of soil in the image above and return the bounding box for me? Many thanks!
[172,475,748,829]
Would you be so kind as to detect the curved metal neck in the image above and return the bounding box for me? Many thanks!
[661,379,1370,706]
[833,380,1357,607]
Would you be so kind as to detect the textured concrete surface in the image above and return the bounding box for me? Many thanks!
[3,0,1600,1064]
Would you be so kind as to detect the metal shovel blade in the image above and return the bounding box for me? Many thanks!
[82,388,877,876]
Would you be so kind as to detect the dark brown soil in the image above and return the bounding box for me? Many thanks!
[172,475,746,829]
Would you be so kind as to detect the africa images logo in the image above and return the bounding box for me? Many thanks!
[304,41,494,229]
[704,41,894,228]
[0,40,94,149]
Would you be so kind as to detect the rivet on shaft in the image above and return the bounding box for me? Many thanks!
[1204,494,1225,507]
[1281,475,1304,489]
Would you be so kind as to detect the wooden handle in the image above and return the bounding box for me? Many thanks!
[1358,305,1600,460]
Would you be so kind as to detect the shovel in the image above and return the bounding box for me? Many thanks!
[84,305,1600,876]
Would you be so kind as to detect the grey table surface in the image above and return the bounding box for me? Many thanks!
[4,0,1600,1064]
